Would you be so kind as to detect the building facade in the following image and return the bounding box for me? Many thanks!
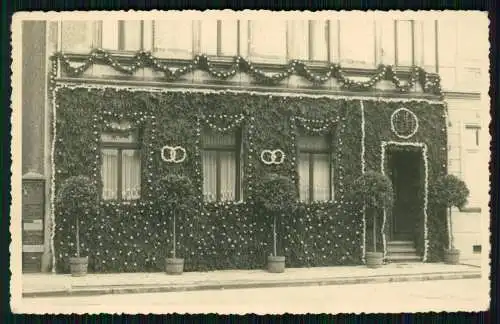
[20,13,489,273]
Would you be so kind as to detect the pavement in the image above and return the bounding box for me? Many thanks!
[22,262,482,298]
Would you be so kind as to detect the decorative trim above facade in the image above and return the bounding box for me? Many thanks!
[51,49,443,97]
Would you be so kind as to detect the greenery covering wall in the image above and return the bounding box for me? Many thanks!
[53,87,447,273]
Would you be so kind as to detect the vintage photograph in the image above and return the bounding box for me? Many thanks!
[10,10,490,314]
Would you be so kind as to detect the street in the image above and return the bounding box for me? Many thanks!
[19,279,489,314]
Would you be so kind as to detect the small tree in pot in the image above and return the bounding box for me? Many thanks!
[429,174,469,264]
[255,173,298,273]
[156,174,196,275]
[55,176,97,276]
[351,171,394,268]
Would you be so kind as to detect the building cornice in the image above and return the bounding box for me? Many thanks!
[54,77,445,103]
[443,91,481,100]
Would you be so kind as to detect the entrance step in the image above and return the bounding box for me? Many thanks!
[386,241,422,263]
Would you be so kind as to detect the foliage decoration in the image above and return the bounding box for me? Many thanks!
[429,174,469,250]
[254,173,298,257]
[52,86,447,273]
[350,171,394,253]
[155,175,197,259]
[51,49,442,95]
[55,176,98,259]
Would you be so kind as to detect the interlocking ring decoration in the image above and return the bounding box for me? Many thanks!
[260,149,286,165]
[161,145,187,163]
[390,107,419,139]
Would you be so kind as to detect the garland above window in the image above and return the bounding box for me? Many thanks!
[51,49,442,96]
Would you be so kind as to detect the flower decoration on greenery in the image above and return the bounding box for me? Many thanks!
[51,49,442,95]
[51,86,447,273]
[429,174,469,251]
[55,176,98,258]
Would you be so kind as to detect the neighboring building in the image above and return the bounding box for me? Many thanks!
[20,14,489,273]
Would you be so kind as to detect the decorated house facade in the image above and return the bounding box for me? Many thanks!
[20,14,489,273]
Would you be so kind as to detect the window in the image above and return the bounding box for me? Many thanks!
[308,20,330,61]
[200,20,239,56]
[248,20,288,63]
[201,130,242,202]
[437,20,458,90]
[298,135,333,202]
[339,19,376,67]
[61,21,99,53]
[100,122,141,201]
[463,125,481,207]
[153,20,194,59]
[100,20,144,51]
[395,20,415,66]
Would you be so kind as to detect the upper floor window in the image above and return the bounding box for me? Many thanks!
[248,20,288,63]
[339,19,376,67]
[100,122,141,201]
[201,130,242,202]
[153,20,194,59]
[199,20,239,56]
[101,20,144,51]
[395,20,415,66]
[298,135,333,203]
[61,21,99,53]
[464,125,481,150]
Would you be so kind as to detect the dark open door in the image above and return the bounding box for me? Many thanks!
[389,151,423,241]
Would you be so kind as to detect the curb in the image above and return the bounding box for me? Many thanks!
[22,271,481,298]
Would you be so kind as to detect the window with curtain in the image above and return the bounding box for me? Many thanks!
[61,21,99,53]
[339,19,375,67]
[248,20,288,63]
[100,20,144,51]
[153,20,194,59]
[201,130,242,202]
[298,135,332,203]
[100,122,141,201]
[199,20,239,56]
[395,20,415,66]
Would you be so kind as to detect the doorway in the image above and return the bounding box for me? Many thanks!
[387,150,424,241]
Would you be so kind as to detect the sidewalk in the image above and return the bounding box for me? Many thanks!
[22,263,482,298]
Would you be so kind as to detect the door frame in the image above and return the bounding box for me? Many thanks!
[380,141,429,261]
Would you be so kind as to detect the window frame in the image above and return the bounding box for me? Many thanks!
[100,128,142,202]
[394,19,416,67]
[298,134,333,203]
[201,129,243,202]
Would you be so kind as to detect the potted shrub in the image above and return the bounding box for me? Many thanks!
[255,173,298,273]
[351,171,394,268]
[429,174,469,264]
[156,174,196,275]
[55,175,97,276]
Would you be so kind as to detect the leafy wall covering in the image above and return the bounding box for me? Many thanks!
[53,87,447,273]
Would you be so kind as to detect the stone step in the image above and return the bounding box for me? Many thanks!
[387,240,415,246]
[386,254,422,262]
[387,246,417,253]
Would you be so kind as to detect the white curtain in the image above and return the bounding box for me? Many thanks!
[313,153,331,201]
[101,149,118,200]
[299,153,310,202]
[122,149,141,200]
[220,151,236,201]
[202,150,217,202]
